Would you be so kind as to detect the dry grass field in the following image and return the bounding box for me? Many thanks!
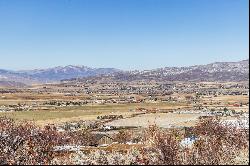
[0,102,189,125]
[0,92,89,100]
[1,91,248,126]
[202,95,249,103]
[106,112,201,128]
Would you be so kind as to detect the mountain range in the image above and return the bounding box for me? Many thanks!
[0,66,120,84]
[120,59,249,82]
[0,59,248,86]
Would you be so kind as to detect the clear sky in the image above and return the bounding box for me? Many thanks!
[0,0,249,70]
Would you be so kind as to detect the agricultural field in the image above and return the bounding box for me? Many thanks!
[0,102,188,123]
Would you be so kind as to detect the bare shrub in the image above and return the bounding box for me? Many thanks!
[0,117,63,164]
[137,118,249,165]
[0,117,94,165]
[114,130,133,144]
[0,116,248,165]
[138,125,181,165]
[181,117,249,165]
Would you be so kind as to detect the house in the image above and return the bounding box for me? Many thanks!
[91,133,114,146]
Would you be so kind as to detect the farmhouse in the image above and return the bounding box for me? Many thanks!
[91,133,114,146]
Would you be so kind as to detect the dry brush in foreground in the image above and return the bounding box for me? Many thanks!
[0,116,249,165]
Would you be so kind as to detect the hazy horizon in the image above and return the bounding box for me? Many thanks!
[0,0,249,70]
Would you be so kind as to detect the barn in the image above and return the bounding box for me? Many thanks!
[92,133,114,146]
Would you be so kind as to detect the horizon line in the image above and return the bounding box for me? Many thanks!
[1,58,248,72]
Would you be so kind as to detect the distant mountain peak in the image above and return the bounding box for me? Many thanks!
[11,65,121,82]
[0,59,248,84]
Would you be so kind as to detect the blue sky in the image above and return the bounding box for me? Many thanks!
[0,0,249,70]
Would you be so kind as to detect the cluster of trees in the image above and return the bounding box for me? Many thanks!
[44,101,87,106]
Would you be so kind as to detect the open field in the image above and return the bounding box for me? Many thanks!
[0,93,89,100]
[201,95,249,103]
[0,102,189,125]
[106,112,202,128]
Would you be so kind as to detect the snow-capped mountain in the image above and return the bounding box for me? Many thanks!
[18,65,121,82]
[0,69,36,84]
[122,59,249,82]
[84,59,249,82]
[0,60,248,84]
[0,66,121,84]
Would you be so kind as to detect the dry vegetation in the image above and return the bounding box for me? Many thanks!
[0,102,188,125]
[0,116,248,165]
